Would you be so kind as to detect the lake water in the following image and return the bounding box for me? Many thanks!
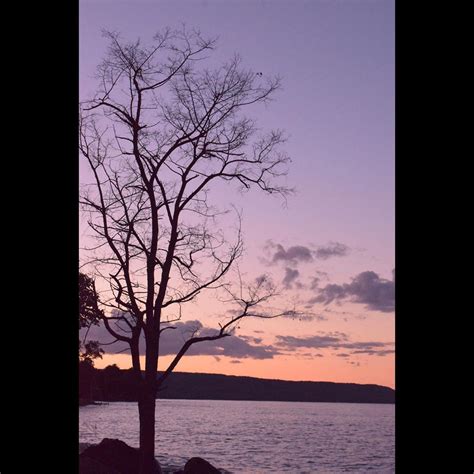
[79,399,394,473]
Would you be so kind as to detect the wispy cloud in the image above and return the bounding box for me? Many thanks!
[314,242,350,260]
[275,332,394,357]
[351,349,395,356]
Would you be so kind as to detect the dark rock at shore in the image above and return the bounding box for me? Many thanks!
[80,438,162,474]
[179,457,221,474]
[79,398,108,407]
[79,442,92,454]
[80,455,122,474]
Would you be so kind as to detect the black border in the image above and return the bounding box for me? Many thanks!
[6,0,79,471]
[395,1,464,472]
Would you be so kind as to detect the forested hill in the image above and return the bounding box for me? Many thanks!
[79,366,394,404]
[157,371,395,404]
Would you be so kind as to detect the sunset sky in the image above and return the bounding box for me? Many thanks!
[79,0,395,388]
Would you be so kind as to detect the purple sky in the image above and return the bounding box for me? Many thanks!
[80,0,395,387]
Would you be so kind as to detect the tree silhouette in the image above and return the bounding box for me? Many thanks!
[79,272,104,365]
[79,27,298,473]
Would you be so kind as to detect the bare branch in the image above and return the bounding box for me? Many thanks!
[79,28,295,394]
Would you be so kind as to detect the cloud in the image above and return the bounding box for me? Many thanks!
[310,270,395,312]
[297,351,323,360]
[276,333,348,349]
[230,360,242,364]
[309,271,329,290]
[314,242,350,260]
[341,341,389,350]
[176,330,281,359]
[279,311,325,322]
[81,319,281,360]
[282,267,300,288]
[275,332,394,357]
[272,244,313,266]
[240,335,263,344]
[266,242,350,267]
[351,349,395,356]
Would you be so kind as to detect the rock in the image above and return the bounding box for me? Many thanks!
[79,442,92,454]
[80,438,162,474]
[80,455,122,474]
[182,457,221,474]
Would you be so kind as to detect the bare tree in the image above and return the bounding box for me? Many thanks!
[79,27,295,473]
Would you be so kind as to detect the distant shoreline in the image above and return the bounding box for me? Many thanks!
[94,368,394,389]
[80,369,395,405]
[155,371,395,404]
[81,398,395,405]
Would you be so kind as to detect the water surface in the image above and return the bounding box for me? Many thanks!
[79,399,394,473]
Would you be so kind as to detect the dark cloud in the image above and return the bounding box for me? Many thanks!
[335,353,351,358]
[310,270,395,313]
[276,334,348,349]
[351,349,395,357]
[272,244,313,266]
[164,323,281,359]
[309,272,329,290]
[230,360,242,364]
[311,284,348,304]
[275,332,394,357]
[267,242,350,267]
[314,242,350,260]
[309,277,320,290]
[282,267,300,288]
[81,319,280,360]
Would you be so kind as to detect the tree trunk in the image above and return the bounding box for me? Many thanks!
[138,386,156,474]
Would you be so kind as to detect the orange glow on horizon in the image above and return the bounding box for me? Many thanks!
[93,352,395,389]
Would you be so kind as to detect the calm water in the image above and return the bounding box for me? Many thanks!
[79,399,394,473]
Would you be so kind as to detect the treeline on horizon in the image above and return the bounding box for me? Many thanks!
[79,363,395,405]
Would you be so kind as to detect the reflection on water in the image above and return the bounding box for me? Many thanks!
[80,399,394,473]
